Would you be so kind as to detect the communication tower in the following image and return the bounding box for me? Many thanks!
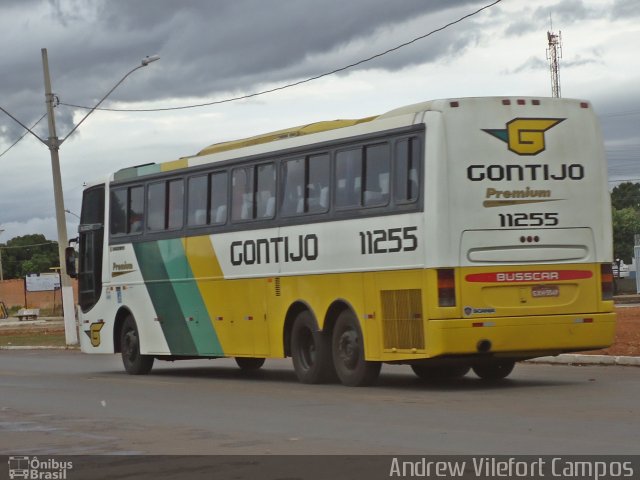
[546,24,562,98]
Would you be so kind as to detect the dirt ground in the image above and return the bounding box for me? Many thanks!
[1,305,639,356]
[585,305,640,356]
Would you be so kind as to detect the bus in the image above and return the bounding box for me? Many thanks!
[69,97,616,386]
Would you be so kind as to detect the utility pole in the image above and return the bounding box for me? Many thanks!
[546,18,562,98]
[0,228,4,282]
[2,49,158,344]
[42,48,77,345]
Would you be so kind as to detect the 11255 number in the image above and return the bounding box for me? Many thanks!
[359,226,418,255]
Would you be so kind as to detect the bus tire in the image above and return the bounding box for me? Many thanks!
[235,357,265,370]
[411,364,470,380]
[472,360,515,380]
[291,311,335,384]
[332,310,380,387]
[121,315,154,375]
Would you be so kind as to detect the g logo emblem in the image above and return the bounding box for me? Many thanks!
[86,321,105,347]
[484,118,565,156]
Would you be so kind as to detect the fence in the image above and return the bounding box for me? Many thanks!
[0,278,78,316]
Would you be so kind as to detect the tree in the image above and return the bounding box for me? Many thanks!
[612,207,640,263]
[0,234,59,280]
[611,182,640,210]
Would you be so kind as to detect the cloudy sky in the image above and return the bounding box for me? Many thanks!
[0,0,638,242]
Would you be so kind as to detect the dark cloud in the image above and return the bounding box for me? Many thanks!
[503,0,605,37]
[0,0,487,142]
[611,0,640,19]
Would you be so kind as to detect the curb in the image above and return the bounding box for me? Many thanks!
[0,345,79,351]
[525,354,640,366]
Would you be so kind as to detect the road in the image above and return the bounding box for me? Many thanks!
[0,350,638,455]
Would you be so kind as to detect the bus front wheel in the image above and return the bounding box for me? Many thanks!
[472,360,515,380]
[120,315,154,375]
[332,310,380,387]
[291,311,335,384]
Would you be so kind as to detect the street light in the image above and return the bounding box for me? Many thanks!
[64,209,80,220]
[0,50,159,345]
[41,49,159,345]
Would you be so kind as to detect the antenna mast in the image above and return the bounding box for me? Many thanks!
[546,17,562,98]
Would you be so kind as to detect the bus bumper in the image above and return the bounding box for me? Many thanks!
[378,312,616,361]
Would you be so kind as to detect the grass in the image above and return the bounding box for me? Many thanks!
[0,331,67,347]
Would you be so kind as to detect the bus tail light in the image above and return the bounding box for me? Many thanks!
[600,263,613,300]
[437,269,456,307]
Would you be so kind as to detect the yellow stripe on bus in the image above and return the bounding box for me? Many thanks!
[183,236,268,356]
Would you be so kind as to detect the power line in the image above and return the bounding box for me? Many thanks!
[0,112,47,159]
[0,241,57,250]
[59,0,502,113]
[608,178,640,184]
[600,109,640,118]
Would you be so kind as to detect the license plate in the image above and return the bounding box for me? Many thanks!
[531,285,559,297]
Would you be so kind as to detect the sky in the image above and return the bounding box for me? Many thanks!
[0,0,639,242]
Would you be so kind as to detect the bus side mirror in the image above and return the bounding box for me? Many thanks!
[65,246,78,279]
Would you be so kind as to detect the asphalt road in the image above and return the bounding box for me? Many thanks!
[0,350,638,455]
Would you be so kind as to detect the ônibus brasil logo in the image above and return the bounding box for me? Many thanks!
[483,118,565,156]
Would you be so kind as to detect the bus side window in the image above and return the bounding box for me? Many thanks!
[232,167,254,221]
[129,186,144,233]
[167,179,184,230]
[188,175,208,226]
[147,182,166,231]
[281,158,304,216]
[335,148,361,208]
[395,137,421,203]
[308,153,330,213]
[257,163,276,218]
[363,143,390,207]
[210,171,228,225]
[110,189,127,235]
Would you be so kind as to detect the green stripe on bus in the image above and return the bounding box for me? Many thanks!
[133,241,197,355]
[157,239,223,355]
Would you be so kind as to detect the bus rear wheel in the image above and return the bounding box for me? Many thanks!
[411,364,470,380]
[472,360,515,380]
[291,311,335,384]
[121,315,154,375]
[235,357,265,370]
[332,310,380,387]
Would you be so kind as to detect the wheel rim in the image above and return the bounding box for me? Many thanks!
[337,327,360,370]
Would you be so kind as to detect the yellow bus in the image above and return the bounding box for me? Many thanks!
[70,97,616,386]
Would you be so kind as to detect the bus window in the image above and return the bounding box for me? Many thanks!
[335,148,361,208]
[232,167,254,221]
[363,143,390,207]
[129,186,144,233]
[336,144,390,209]
[110,186,144,235]
[308,153,330,213]
[281,158,304,216]
[395,137,420,203]
[110,189,127,235]
[167,179,184,229]
[147,182,165,231]
[210,172,228,225]
[257,163,275,218]
[188,175,208,226]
